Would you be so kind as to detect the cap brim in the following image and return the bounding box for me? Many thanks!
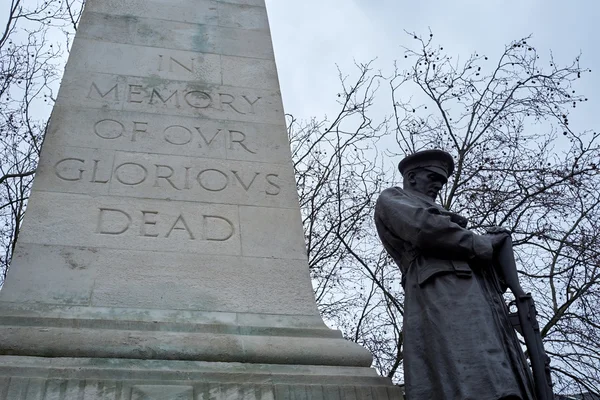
[422,166,449,182]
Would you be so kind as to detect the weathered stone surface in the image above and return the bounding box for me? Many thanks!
[0,357,404,399]
[2,245,319,313]
[0,0,401,397]
[76,12,275,59]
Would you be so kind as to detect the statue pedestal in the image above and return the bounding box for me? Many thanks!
[0,305,401,399]
[0,290,402,399]
[0,357,402,399]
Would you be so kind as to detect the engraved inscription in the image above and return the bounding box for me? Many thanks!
[93,119,257,154]
[128,84,144,103]
[93,119,124,140]
[158,55,195,74]
[54,157,282,196]
[150,87,179,106]
[97,208,132,235]
[87,81,262,115]
[97,208,235,241]
[54,158,85,181]
[115,162,148,186]
[88,82,119,100]
[55,158,111,183]
[265,174,281,196]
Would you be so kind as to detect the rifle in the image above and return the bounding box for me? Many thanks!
[494,235,554,400]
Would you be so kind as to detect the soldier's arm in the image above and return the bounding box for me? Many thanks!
[375,188,493,261]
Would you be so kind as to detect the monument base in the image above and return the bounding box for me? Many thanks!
[0,357,403,399]
[0,303,370,365]
[0,303,403,399]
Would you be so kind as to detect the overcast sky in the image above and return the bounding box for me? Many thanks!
[266,0,599,138]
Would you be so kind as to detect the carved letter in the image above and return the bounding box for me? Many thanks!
[88,82,119,100]
[114,162,148,186]
[166,214,195,239]
[97,208,131,235]
[94,119,124,140]
[150,88,179,107]
[140,211,159,237]
[266,173,281,196]
[204,215,235,241]
[196,169,229,192]
[229,130,256,154]
[159,55,194,74]
[184,91,212,109]
[90,160,110,183]
[127,84,144,103]
[220,93,244,114]
[154,164,180,190]
[132,121,148,142]
[158,54,164,71]
[232,170,259,191]
[169,56,194,73]
[54,158,85,181]
[242,95,261,114]
[184,167,192,189]
[164,125,193,146]
[195,127,224,148]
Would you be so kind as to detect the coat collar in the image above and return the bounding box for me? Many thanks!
[403,187,441,208]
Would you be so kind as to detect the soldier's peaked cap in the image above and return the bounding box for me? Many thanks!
[398,149,455,181]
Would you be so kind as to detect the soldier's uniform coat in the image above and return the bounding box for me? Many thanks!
[375,186,535,400]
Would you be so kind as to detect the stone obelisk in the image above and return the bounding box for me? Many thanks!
[0,0,402,398]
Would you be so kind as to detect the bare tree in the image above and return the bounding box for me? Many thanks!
[287,61,409,376]
[0,0,84,286]
[290,33,600,395]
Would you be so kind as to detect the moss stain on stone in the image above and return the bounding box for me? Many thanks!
[192,24,210,53]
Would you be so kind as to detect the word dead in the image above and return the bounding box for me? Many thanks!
[88,82,261,115]
[96,208,235,241]
[54,158,282,195]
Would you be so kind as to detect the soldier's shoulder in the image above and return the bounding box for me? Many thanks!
[380,186,405,194]
[376,187,414,211]
[378,186,409,201]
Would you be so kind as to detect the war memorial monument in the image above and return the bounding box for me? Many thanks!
[0,0,402,398]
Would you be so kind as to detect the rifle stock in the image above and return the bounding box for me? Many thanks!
[495,236,554,400]
[511,294,554,400]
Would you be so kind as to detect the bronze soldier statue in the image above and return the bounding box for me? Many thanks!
[374,149,543,400]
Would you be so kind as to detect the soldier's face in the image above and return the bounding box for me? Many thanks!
[409,169,446,199]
